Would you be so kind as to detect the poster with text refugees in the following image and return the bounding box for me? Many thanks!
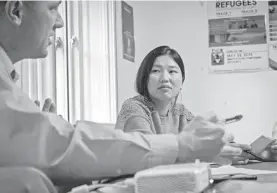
[122,1,135,62]
[207,0,270,73]
[269,1,277,70]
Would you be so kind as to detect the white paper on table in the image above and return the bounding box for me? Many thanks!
[211,165,277,176]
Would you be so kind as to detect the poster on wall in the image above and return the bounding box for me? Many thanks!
[122,1,135,62]
[269,0,277,70]
[207,0,272,73]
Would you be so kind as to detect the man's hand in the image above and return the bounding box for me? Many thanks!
[35,98,57,113]
[177,113,226,163]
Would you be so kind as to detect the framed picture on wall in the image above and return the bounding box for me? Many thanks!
[122,1,135,62]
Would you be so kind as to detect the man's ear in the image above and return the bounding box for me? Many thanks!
[4,0,24,26]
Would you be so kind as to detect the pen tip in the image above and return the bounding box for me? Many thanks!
[236,115,243,120]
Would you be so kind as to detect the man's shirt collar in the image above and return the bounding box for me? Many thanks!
[0,46,20,82]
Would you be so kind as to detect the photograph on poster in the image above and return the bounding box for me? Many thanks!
[209,15,266,47]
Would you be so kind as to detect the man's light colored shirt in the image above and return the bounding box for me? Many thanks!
[0,46,178,181]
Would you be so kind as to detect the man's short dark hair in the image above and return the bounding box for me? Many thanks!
[0,1,7,14]
[0,1,7,7]
[135,45,185,100]
[0,1,6,5]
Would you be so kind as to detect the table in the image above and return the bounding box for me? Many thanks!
[236,162,277,171]
[55,162,277,193]
[206,162,277,193]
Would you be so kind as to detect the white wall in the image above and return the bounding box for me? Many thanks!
[115,1,277,144]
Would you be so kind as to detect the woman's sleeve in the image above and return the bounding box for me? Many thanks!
[115,99,154,134]
[177,104,195,132]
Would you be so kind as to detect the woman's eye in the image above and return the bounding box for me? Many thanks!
[151,69,159,73]
[169,70,177,73]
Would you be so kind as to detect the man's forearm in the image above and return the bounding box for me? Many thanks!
[46,121,179,180]
[1,103,179,181]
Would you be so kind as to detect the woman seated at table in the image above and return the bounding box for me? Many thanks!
[116,45,193,134]
[115,45,251,164]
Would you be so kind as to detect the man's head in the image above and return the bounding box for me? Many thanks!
[0,1,64,63]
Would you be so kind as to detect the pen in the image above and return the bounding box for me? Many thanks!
[228,142,264,161]
[224,115,243,124]
[212,174,257,183]
[243,150,264,161]
[231,175,257,180]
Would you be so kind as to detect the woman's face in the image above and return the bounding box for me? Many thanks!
[147,55,183,102]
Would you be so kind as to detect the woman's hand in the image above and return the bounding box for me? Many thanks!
[216,142,252,165]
